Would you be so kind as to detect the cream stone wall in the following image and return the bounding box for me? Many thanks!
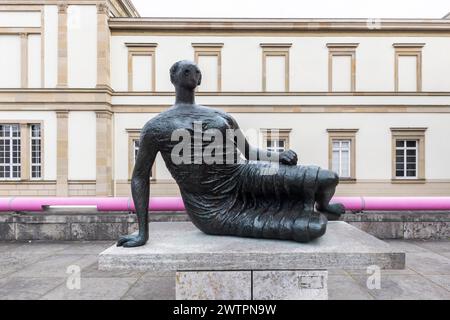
[67,5,97,88]
[44,5,58,88]
[0,11,41,28]
[68,112,97,180]
[0,35,21,88]
[111,36,450,92]
[27,34,42,88]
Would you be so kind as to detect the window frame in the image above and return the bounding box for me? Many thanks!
[30,123,42,180]
[192,43,223,92]
[260,43,292,92]
[126,129,156,181]
[327,43,359,92]
[125,43,157,92]
[393,43,424,92]
[0,120,44,181]
[327,129,358,182]
[261,128,291,152]
[390,127,426,183]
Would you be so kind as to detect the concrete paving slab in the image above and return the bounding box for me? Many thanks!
[406,252,450,275]
[0,277,64,300]
[351,274,450,300]
[327,275,374,300]
[383,240,429,253]
[410,240,450,253]
[122,276,175,300]
[40,277,138,300]
[11,254,97,278]
[424,275,450,292]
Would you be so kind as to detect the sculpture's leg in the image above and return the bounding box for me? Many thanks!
[315,169,345,220]
[201,208,327,243]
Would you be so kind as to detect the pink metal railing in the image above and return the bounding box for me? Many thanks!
[1,196,450,212]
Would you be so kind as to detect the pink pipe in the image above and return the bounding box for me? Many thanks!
[1,196,450,212]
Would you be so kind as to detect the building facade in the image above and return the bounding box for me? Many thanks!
[1,0,450,197]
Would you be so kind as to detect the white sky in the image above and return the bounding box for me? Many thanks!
[131,0,449,19]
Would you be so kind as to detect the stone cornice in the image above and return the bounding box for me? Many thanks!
[108,17,450,33]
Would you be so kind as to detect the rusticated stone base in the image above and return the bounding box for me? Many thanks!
[0,211,448,241]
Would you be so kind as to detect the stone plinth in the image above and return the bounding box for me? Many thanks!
[99,221,404,300]
[99,221,405,271]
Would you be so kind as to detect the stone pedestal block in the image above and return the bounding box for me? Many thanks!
[99,221,405,300]
[176,270,328,300]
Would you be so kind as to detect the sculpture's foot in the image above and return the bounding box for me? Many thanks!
[316,203,345,221]
[292,213,327,242]
[117,234,147,248]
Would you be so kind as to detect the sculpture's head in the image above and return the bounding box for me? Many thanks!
[170,60,202,90]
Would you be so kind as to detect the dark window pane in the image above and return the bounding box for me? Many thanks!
[396,170,404,177]
[406,170,416,177]
[407,163,416,170]
[406,140,417,147]
[406,149,416,156]
[396,140,404,148]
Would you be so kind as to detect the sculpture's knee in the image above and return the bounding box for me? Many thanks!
[292,213,327,242]
[318,169,339,189]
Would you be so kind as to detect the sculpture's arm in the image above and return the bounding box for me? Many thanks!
[117,129,158,247]
[230,116,298,165]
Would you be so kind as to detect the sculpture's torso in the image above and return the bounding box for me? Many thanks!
[145,104,243,194]
[142,104,321,236]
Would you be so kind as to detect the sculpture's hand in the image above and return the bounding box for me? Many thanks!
[279,150,298,165]
[117,233,148,248]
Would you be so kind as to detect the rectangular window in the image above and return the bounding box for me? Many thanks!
[133,138,140,164]
[266,139,286,153]
[331,55,352,92]
[265,55,286,92]
[327,43,358,92]
[30,124,42,179]
[332,139,351,178]
[193,43,223,92]
[132,138,153,179]
[126,43,157,92]
[395,140,418,178]
[397,56,418,92]
[391,127,426,182]
[327,129,358,181]
[0,124,21,179]
[260,43,291,92]
[393,43,424,92]
[197,55,219,92]
[261,128,291,154]
[131,55,153,91]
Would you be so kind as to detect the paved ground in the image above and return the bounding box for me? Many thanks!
[0,239,449,300]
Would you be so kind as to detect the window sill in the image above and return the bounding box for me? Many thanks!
[391,178,426,184]
[127,179,157,183]
[339,178,357,184]
[0,179,48,183]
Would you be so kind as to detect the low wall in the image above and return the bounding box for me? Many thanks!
[0,211,448,241]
